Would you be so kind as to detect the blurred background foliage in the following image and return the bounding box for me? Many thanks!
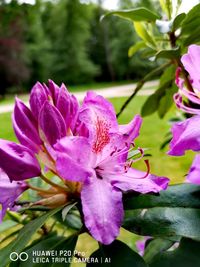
[0,0,158,95]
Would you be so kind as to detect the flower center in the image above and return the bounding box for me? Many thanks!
[92,117,110,154]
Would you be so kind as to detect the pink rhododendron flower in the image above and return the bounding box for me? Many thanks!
[169,44,200,184]
[0,81,169,245]
[0,169,28,221]
[54,91,169,244]
[13,80,79,151]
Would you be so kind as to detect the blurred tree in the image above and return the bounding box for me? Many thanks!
[88,2,116,81]
[23,0,53,87]
[42,0,98,85]
[88,0,156,82]
[0,0,29,95]
[0,0,160,95]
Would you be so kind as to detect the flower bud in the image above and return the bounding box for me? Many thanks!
[0,169,28,222]
[12,98,42,152]
[0,140,41,181]
[34,193,68,208]
[39,101,66,146]
[29,82,49,119]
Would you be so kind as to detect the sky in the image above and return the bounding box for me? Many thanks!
[103,0,200,12]
[17,0,200,13]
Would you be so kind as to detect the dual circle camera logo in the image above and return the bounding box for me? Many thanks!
[10,252,29,262]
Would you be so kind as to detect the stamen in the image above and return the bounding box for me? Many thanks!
[141,160,150,178]
[92,117,110,153]
[98,145,132,166]
[102,157,150,179]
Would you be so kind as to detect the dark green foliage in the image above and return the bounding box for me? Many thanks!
[87,240,148,267]
[42,0,98,85]
[123,184,200,239]
[149,238,200,267]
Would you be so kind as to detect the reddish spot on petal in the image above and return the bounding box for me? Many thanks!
[92,117,110,153]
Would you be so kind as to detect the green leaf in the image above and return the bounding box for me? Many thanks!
[172,13,186,31]
[149,238,200,267]
[128,41,146,57]
[102,8,160,22]
[124,183,200,210]
[181,4,200,29]
[159,0,172,19]
[159,65,175,87]
[155,47,180,59]
[140,47,157,58]
[87,240,148,267]
[158,84,177,118]
[144,238,174,264]
[134,22,156,48]
[123,184,200,240]
[124,207,200,239]
[141,92,162,116]
[62,202,77,221]
[65,213,83,230]
[181,4,200,46]
[0,220,18,233]
[141,82,170,117]
[55,207,83,230]
[0,207,62,267]
[141,65,175,117]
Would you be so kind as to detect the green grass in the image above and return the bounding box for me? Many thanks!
[69,80,134,92]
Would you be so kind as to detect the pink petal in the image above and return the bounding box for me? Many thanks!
[81,177,123,244]
[168,116,200,156]
[181,45,200,91]
[29,82,48,119]
[12,98,42,152]
[136,237,151,256]
[187,154,200,185]
[39,101,67,146]
[78,91,118,153]
[119,114,142,145]
[0,169,28,222]
[56,153,92,182]
[0,139,41,181]
[48,80,60,104]
[56,84,79,131]
[55,136,93,182]
[111,168,169,194]
[174,93,200,115]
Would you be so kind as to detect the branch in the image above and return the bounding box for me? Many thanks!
[169,31,193,92]
[117,62,171,118]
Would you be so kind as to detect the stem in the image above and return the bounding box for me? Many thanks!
[41,224,49,235]
[40,173,69,191]
[169,31,193,92]
[28,184,56,194]
[176,59,193,92]
[117,62,171,118]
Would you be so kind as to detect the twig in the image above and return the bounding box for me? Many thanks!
[117,62,171,118]
[169,31,193,92]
